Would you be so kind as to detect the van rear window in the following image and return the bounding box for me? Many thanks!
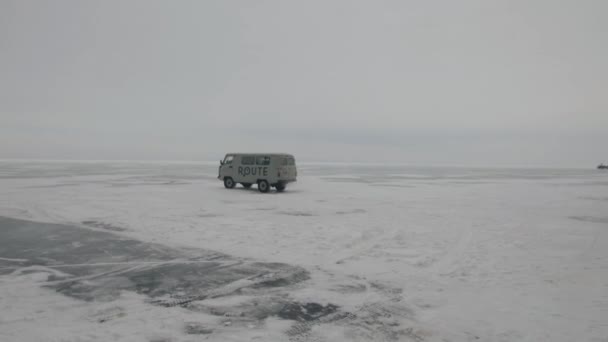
[281,158,295,166]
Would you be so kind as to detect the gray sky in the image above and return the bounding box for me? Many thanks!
[1,0,606,166]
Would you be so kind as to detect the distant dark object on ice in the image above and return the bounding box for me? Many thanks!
[598,164,608,170]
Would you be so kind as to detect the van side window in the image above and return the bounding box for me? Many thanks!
[224,155,234,164]
[256,156,271,165]
[241,156,255,165]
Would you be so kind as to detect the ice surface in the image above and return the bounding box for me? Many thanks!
[1,160,607,341]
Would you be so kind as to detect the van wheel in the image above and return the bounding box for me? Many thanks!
[258,180,270,193]
[224,177,235,189]
[241,183,252,189]
[275,183,286,192]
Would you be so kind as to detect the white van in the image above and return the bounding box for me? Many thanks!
[218,153,297,193]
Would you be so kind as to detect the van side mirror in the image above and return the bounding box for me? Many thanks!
[220,160,224,165]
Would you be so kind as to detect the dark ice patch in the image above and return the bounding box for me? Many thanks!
[280,211,315,217]
[198,209,222,218]
[90,306,126,323]
[335,209,367,215]
[278,302,339,322]
[0,217,309,304]
[370,183,415,188]
[579,196,608,202]
[331,283,367,293]
[569,216,608,224]
[184,323,213,335]
[24,183,80,189]
[321,177,371,184]
[82,220,127,232]
[198,213,222,218]
[0,216,413,340]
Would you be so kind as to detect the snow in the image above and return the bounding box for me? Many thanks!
[1,160,608,341]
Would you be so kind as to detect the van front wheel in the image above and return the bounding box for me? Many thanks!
[224,177,235,189]
[258,180,270,193]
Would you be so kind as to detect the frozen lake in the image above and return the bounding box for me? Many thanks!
[1,160,607,341]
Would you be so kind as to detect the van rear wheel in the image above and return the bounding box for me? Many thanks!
[275,183,286,192]
[241,183,252,189]
[258,180,270,193]
[224,177,235,189]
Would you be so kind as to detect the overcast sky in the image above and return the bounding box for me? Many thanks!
[1,0,606,166]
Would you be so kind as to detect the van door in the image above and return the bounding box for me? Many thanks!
[219,154,235,180]
[279,156,297,181]
[238,155,257,183]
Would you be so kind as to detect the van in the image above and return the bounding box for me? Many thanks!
[218,153,297,193]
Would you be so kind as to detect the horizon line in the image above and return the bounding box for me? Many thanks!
[0,157,599,170]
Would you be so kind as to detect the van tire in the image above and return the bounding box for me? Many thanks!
[258,180,270,193]
[224,177,235,189]
[241,183,252,189]
[275,183,286,192]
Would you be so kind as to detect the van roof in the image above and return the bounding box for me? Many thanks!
[226,153,294,157]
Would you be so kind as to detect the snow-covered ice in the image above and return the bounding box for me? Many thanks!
[1,160,607,341]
